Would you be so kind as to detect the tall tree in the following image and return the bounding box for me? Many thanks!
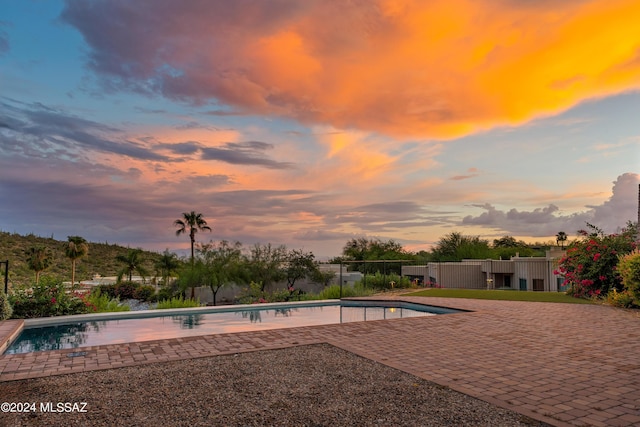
[342,238,406,260]
[66,236,88,285]
[116,248,149,283]
[492,236,519,248]
[247,243,287,292]
[491,236,535,259]
[174,211,212,266]
[285,249,320,289]
[25,246,52,285]
[431,232,491,261]
[197,240,248,306]
[556,231,568,249]
[155,249,181,287]
[340,238,409,274]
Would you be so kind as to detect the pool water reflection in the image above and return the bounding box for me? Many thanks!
[6,301,457,354]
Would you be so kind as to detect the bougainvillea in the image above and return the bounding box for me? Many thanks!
[8,277,94,318]
[555,222,637,298]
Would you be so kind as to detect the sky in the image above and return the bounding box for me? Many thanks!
[0,0,639,259]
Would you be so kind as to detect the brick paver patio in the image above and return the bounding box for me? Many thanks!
[1,297,639,426]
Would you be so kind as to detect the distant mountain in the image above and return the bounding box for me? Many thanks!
[0,231,165,289]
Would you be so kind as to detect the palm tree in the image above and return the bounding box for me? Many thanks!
[155,249,181,287]
[556,231,568,249]
[25,246,52,285]
[66,236,88,285]
[174,211,212,266]
[116,248,149,283]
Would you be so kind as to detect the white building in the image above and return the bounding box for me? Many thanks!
[401,249,567,292]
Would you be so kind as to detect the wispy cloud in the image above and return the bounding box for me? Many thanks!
[0,99,168,161]
[594,137,637,151]
[201,141,295,169]
[0,99,293,170]
[450,168,480,181]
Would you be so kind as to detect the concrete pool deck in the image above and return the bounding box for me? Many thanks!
[1,296,639,426]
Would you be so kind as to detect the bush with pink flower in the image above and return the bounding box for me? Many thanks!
[8,277,93,318]
[555,222,637,299]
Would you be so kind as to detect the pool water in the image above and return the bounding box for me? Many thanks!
[6,301,458,354]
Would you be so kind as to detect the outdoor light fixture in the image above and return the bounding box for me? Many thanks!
[486,278,494,290]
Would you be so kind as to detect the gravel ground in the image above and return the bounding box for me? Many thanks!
[0,344,549,427]
[122,299,157,311]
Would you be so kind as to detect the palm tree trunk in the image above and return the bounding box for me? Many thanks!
[190,231,196,299]
[190,229,196,264]
[71,260,76,285]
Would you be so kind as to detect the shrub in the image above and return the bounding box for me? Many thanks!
[314,284,374,299]
[617,249,640,303]
[0,290,12,320]
[157,286,177,302]
[114,281,138,299]
[357,272,412,290]
[133,285,156,302]
[9,277,93,318]
[266,288,294,303]
[555,222,637,299]
[155,296,200,309]
[425,281,443,288]
[86,289,130,312]
[96,284,117,299]
[95,282,157,302]
[235,281,263,304]
[606,288,635,308]
[236,281,293,304]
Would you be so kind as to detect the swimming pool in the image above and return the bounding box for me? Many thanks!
[5,300,461,354]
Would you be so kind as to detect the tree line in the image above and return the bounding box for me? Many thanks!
[23,236,162,287]
[6,210,570,301]
[330,232,559,274]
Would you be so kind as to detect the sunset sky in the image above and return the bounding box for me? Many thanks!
[1,0,639,258]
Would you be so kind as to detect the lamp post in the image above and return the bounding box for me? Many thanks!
[0,260,8,294]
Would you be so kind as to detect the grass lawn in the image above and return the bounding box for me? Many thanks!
[403,288,593,304]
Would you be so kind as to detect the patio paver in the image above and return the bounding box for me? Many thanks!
[1,296,639,427]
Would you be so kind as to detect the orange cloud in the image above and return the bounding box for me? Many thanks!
[476,0,640,124]
[65,0,640,139]
[315,129,401,186]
